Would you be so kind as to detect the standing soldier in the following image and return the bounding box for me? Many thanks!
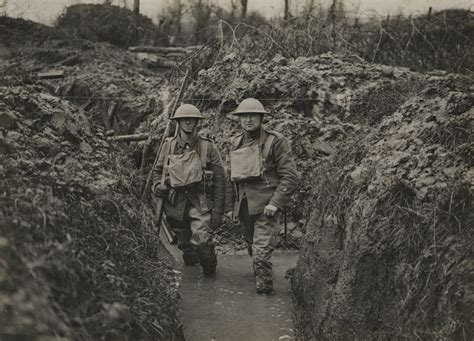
[227,98,299,294]
[152,104,226,276]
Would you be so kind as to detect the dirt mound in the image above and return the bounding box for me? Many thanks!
[0,84,182,339]
[187,53,422,221]
[0,17,64,47]
[56,4,167,48]
[186,53,473,338]
[1,16,168,136]
[291,74,473,339]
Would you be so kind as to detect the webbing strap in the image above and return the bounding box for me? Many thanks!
[261,134,275,163]
[199,139,208,168]
[232,134,244,150]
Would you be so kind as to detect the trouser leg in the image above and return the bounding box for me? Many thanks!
[253,212,280,294]
[166,216,199,266]
[238,198,255,256]
[188,205,217,276]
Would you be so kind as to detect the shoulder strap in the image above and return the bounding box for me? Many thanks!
[199,138,208,168]
[261,133,275,163]
[231,134,244,150]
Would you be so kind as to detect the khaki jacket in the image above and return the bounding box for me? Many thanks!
[152,134,227,222]
[228,129,299,216]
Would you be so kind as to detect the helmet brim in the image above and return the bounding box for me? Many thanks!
[230,109,270,116]
[171,115,205,120]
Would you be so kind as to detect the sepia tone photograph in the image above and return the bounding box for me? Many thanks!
[0,0,472,340]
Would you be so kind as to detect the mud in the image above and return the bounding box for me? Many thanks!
[179,253,297,341]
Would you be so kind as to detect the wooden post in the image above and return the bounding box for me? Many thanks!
[330,0,336,51]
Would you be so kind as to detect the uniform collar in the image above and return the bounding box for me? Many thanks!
[243,127,262,141]
[176,132,199,149]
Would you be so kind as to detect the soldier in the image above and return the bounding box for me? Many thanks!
[152,104,226,276]
[227,98,299,294]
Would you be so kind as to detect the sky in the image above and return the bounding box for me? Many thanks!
[4,0,473,25]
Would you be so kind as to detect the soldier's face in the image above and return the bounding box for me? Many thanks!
[239,113,262,132]
[178,118,198,133]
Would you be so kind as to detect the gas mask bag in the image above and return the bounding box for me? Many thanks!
[230,144,263,181]
[167,150,204,188]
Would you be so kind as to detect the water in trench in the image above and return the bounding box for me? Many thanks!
[178,252,297,341]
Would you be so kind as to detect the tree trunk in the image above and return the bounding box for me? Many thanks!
[133,0,140,14]
[0,0,7,16]
[240,0,248,19]
[177,0,182,34]
[284,0,289,20]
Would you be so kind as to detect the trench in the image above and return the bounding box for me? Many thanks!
[160,227,298,341]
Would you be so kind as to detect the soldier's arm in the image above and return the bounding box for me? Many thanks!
[208,143,226,215]
[269,137,299,211]
[151,140,168,193]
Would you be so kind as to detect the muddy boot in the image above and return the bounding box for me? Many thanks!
[255,267,273,294]
[255,275,273,295]
[182,247,200,266]
[198,245,217,276]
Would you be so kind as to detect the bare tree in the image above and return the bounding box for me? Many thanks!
[284,0,290,20]
[103,0,112,5]
[133,0,139,14]
[303,0,316,16]
[240,0,248,19]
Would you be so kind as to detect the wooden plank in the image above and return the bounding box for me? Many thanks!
[129,45,202,54]
[37,70,64,79]
[108,133,150,142]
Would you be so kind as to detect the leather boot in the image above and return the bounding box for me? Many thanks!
[182,247,200,266]
[198,244,217,276]
[255,268,273,294]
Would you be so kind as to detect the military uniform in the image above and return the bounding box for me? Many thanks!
[229,128,299,292]
[152,133,227,274]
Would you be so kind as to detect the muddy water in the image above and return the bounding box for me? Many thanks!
[178,253,297,341]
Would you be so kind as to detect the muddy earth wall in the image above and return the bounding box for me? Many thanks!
[0,17,182,340]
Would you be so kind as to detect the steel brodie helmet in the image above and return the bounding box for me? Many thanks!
[231,98,270,116]
[172,104,204,120]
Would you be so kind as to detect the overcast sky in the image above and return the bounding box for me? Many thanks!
[6,0,473,25]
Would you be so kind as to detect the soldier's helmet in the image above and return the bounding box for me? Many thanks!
[172,104,204,120]
[231,98,270,115]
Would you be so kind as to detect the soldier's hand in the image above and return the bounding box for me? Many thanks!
[154,184,169,198]
[264,204,278,217]
[211,211,223,229]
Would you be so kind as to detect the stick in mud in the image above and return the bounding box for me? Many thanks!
[141,68,190,200]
